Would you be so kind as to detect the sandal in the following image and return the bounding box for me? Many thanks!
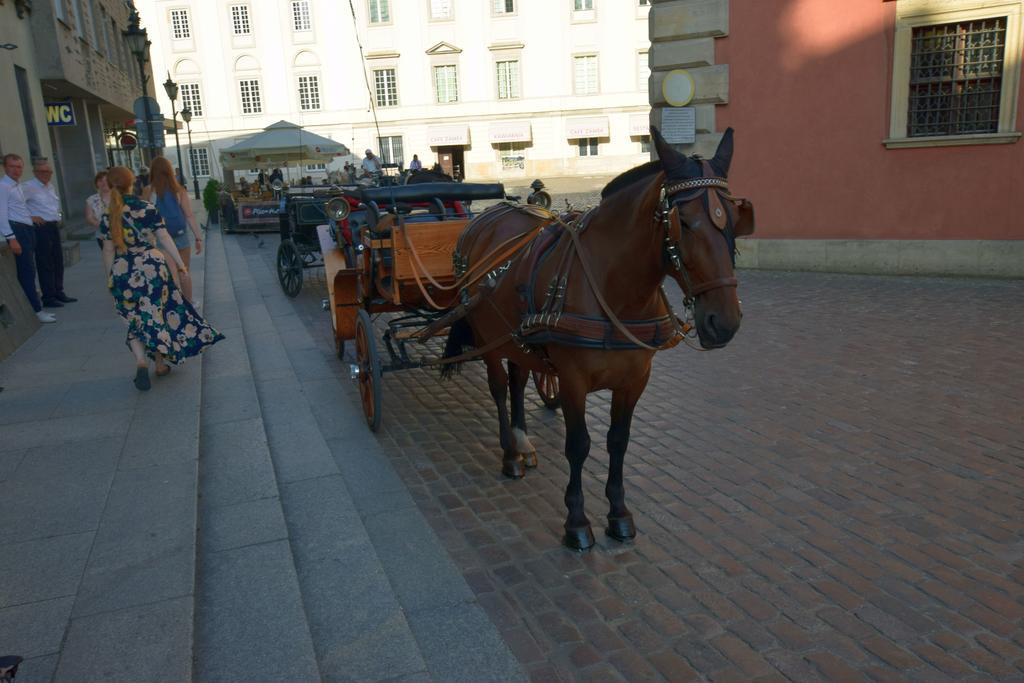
[134,366,151,391]
[155,365,171,377]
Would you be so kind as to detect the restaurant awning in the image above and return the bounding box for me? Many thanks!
[629,113,651,136]
[427,125,471,146]
[488,120,532,144]
[565,116,609,138]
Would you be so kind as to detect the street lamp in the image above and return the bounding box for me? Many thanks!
[123,9,156,160]
[181,106,200,199]
[162,74,187,187]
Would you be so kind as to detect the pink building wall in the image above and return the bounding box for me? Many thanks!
[716,0,1024,240]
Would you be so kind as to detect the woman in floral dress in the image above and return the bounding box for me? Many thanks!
[100,166,223,391]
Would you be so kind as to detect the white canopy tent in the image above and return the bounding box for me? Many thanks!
[219,120,350,172]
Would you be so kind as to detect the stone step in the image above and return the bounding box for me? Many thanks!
[192,226,321,681]
[227,233,527,682]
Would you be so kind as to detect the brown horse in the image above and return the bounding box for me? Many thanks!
[442,127,754,549]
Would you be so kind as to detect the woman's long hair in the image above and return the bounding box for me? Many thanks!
[106,166,135,253]
[149,155,184,198]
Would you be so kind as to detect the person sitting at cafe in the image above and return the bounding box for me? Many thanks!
[239,177,250,195]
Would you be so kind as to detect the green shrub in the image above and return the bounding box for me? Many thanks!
[202,179,222,221]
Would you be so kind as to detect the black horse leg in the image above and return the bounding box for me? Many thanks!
[486,359,524,478]
[560,381,594,550]
[605,387,643,541]
[508,362,537,468]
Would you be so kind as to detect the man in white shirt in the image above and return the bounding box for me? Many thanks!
[360,149,383,178]
[23,158,75,307]
[2,154,54,323]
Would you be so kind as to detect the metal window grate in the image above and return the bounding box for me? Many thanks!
[909,17,1006,137]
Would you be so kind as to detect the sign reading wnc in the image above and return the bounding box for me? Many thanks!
[46,102,76,127]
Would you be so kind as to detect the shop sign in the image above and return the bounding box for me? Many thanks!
[45,102,75,126]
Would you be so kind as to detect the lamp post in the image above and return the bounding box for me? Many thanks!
[123,9,155,161]
[162,74,187,186]
[181,106,200,199]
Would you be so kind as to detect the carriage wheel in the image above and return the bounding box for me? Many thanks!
[355,310,383,432]
[527,190,552,210]
[276,240,303,298]
[532,371,560,410]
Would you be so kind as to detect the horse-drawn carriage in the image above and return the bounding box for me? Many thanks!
[276,127,754,549]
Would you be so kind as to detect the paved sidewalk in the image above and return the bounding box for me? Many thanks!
[0,240,206,681]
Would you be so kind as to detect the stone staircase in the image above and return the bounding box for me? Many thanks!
[189,227,526,681]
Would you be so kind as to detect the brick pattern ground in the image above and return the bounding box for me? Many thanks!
[240,212,1023,681]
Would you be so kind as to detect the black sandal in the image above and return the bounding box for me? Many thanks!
[134,366,151,391]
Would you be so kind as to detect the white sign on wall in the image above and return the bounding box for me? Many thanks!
[661,108,696,144]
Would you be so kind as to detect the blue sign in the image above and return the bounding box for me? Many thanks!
[45,102,76,126]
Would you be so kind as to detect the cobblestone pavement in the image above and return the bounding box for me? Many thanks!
[242,217,1023,682]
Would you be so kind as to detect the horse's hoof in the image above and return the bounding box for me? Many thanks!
[563,525,596,550]
[520,451,538,468]
[502,457,526,479]
[605,515,637,541]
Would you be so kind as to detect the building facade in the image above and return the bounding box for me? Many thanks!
[649,0,1023,276]
[137,0,653,185]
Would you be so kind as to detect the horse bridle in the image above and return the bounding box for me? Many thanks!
[657,166,740,305]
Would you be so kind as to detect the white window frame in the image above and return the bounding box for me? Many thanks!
[230,5,252,36]
[573,54,599,95]
[496,59,521,100]
[369,0,391,24]
[429,0,453,21]
[492,0,516,16]
[885,0,1023,148]
[305,163,327,171]
[373,68,399,107]
[189,147,211,177]
[291,0,312,32]
[179,82,203,117]
[434,64,459,104]
[170,7,191,40]
[239,78,262,115]
[297,73,321,111]
[637,50,650,91]
[574,0,594,10]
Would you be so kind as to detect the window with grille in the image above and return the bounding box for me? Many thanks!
[291,1,311,31]
[577,138,598,156]
[190,148,210,177]
[434,65,459,103]
[369,0,390,23]
[498,143,526,170]
[239,79,262,114]
[306,163,327,171]
[496,60,520,100]
[180,82,203,117]
[231,5,251,35]
[378,136,404,165]
[298,74,320,110]
[639,135,651,153]
[574,55,598,95]
[170,8,191,39]
[574,0,593,10]
[492,0,514,15]
[373,69,398,107]
[430,0,452,20]
[908,18,1007,137]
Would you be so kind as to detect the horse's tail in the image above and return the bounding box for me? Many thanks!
[440,318,474,380]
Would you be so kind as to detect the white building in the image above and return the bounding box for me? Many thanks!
[136,0,653,185]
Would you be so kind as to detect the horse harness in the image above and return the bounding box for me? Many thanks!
[425,167,744,365]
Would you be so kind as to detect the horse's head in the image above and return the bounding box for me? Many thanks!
[652,126,754,349]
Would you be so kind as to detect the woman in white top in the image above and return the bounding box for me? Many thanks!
[84,170,111,250]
